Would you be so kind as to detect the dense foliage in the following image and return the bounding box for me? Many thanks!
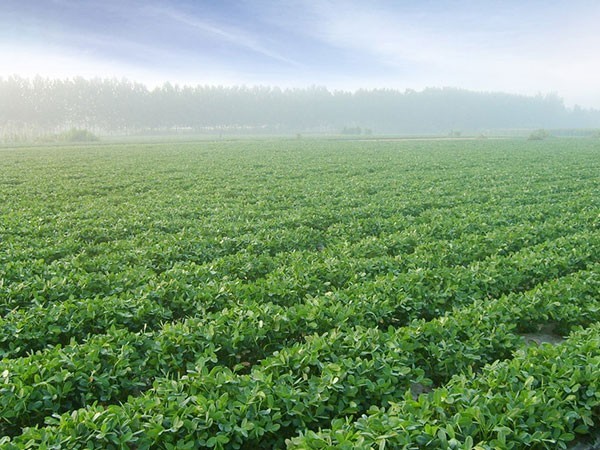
[0,138,599,448]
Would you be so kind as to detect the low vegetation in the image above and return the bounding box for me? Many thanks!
[528,129,550,140]
[0,138,598,448]
[57,128,99,142]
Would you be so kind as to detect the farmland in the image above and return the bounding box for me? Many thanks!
[0,138,599,449]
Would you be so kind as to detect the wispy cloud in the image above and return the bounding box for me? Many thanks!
[283,0,600,106]
[145,5,303,69]
[1,0,600,106]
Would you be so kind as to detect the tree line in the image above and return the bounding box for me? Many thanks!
[1,76,599,139]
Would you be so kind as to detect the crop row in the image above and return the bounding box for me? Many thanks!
[1,253,599,437]
[3,264,600,447]
[289,323,600,449]
[2,195,596,316]
[1,140,599,449]
[1,219,596,359]
[3,142,597,284]
[0,222,597,369]
[3,164,593,267]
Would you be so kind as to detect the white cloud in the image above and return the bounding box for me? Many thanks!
[2,0,600,107]
[290,0,600,107]
[0,42,241,88]
[145,6,303,68]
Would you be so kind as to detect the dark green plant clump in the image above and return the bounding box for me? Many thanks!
[58,128,99,142]
[528,128,549,140]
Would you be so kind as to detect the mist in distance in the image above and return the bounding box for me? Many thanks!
[3,77,600,139]
[1,0,600,137]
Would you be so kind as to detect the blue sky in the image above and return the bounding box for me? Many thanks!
[1,0,600,107]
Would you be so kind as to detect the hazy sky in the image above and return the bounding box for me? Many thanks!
[2,0,600,107]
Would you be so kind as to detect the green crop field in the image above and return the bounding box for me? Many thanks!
[0,138,599,449]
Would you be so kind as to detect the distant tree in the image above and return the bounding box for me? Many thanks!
[341,126,362,135]
[528,129,549,140]
[59,128,99,142]
[1,78,600,138]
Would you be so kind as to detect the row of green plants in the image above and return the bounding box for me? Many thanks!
[0,295,173,359]
[289,324,600,449]
[3,265,599,448]
[1,250,599,438]
[2,214,595,359]
[1,139,599,445]
[3,192,595,316]
[1,223,597,394]
[3,141,595,281]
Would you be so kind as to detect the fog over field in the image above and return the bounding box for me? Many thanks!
[2,78,600,138]
[2,0,600,106]
[1,0,600,139]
